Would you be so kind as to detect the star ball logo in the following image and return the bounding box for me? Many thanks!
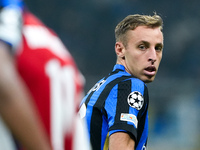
[127,91,144,110]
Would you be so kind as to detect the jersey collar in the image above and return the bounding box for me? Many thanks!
[113,64,126,72]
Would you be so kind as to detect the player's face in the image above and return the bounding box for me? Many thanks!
[123,26,163,83]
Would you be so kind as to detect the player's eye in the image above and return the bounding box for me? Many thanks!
[155,45,163,52]
[138,44,147,50]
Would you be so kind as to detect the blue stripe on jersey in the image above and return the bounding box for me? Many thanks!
[128,78,145,127]
[109,129,127,136]
[85,79,111,135]
[104,84,118,128]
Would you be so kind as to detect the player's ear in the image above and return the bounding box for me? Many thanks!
[115,42,125,59]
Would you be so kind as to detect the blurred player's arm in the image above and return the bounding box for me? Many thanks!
[109,132,135,150]
[0,2,51,150]
[0,41,52,150]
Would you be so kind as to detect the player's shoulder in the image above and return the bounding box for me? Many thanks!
[120,75,145,85]
[117,76,147,93]
[103,71,145,89]
[130,77,145,85]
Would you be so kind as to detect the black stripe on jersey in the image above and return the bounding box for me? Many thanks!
[115,79,132,121]
[90,107,103,150]
[85,69,123,106]
[90,75,132,150]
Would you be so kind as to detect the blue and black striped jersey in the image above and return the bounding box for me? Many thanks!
[80,64,149,150]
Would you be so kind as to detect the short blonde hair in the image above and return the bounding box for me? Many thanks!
[115,14,163,47]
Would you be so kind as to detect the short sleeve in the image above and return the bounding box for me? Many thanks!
[104,78,148,141]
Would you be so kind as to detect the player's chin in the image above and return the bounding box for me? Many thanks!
[142,75,156,83]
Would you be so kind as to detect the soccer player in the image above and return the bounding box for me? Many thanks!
[79,14,163,150]
[0,0,86,150]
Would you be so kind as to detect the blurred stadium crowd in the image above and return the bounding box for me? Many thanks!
[25,0,200,149]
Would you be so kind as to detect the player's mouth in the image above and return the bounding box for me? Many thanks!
[144,66,157,76]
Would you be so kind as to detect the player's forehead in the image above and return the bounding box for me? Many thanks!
[126,26,163,45]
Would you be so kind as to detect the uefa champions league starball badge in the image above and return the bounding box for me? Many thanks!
[127,91,144,110]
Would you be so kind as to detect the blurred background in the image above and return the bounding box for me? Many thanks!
[24,0,200,149]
